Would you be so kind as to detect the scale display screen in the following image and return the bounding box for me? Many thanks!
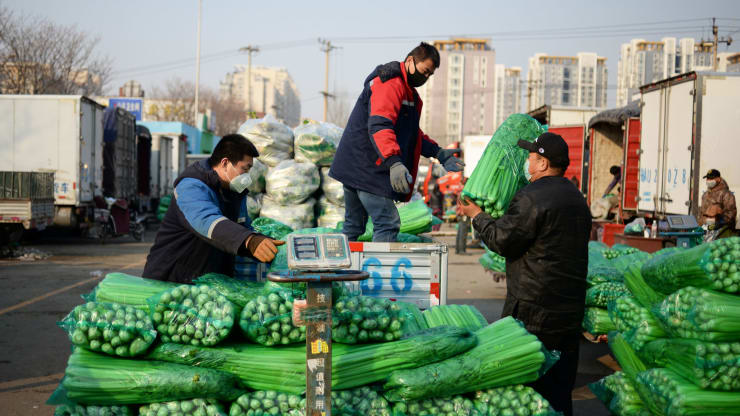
[666,214,699,230]
[287,233,351,270]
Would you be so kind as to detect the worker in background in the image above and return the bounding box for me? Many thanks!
[329,42,464,242]
[700,169,737,237]
[602,165,621,197]
[143,134,284,283]
[457,132,591,416]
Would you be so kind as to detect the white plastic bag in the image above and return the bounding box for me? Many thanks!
[317,196,345,229]
[237,114,294,167]
[260,195,316,231]
[246,159,267,194]
[265,160,320,205]
[320,167,344,206]
[246,193,262,218]
[293,122,343,166]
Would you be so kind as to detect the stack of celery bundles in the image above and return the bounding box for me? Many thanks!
[461,114,546,218]
[358,200,435,241]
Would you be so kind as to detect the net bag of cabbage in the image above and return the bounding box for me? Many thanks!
[58,301,156,357]
[651,286,740,341]
[383,316,558,401]
[138,399,227,416]
[148,284,236,347]
[394,394,481,416]
[293,122,343,166]
[331,295,406,344]
[237,114,294,167]
[239,285,306,346]
[474,385,561,416]
[54,404,134,416]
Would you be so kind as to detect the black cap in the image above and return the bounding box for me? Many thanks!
[517,132,570,169]
[703,169,721,179]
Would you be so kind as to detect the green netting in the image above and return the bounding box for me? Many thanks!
[332,295,405,344]
[148,284,236,347]
[588,373,617,405]
[157,195,172,221]
[623,263,665,307]
[383,317,558,401]
[396,301,428,335]
[635,368,740,416]
[479,249,506,273]
[641,237,740,294]
[586,264,623,286]
[239,286,306,346]
[58,302,156,357]
[84,273,176,310]
[610,251,650,275]
[48,349,242,405]
[602,372,651,416]
[191,273,264,310]
[394,395,480,416]
[251,217,294,240]
[358,200,434,241]
[640,338,740,391]
[421,304,488,332]
[581,307,615,335]
[461,114,546,218]
[138,399,227,416]
[473,385,561,416]
[332,386,392,416]
[607,296,666,351]
[608,331,648,382]
[293,122,343,166]
[602,245,641,260]
[651,286,740,341]
[54,404,134,416]
[585,282,630,308]
[229,390,304,416]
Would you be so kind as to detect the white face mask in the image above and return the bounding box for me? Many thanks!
[228,164,252,193]
[705,217,716,225]
[707,180,718,189]
[523,159,533,182]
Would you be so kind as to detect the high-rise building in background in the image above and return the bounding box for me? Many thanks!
[616,38,714,106]
[526,52,608,112]
[719,52,740,73]
[492,65,522,130]
[220,65,301,127]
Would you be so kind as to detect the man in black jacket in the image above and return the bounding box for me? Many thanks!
[458,132,591,416]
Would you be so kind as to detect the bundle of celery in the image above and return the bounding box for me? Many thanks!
[607,296,666,351]
[640,338,740,391]
[479,249,506,273]
[139,399,226,416]
[473,385,560,416]
[608,332,648,381]
[397,301,428,334]
[58,302,157,357]
[149,284,236,346]
[358,200,433,241]
[146,326,477,394]
[586,264,623,286]
[239,286,306,346]
[623,263,665,307]
[636,368,740,416]
[332,295,404,343]
[383,317,556,401]
[229,391,304,416]
[192,273,265,309]
[54,404,134,416]
[641,237,740,294]
[585,282,630,308]
[582,307,615,335]
[589,372,651,416]
[461,114,546,218]
[48,349,242,405]
[651,286,740,341]
[85,273,176,309]
[610,251,650,275]
[394,395,480,416]
[421,304,488,332]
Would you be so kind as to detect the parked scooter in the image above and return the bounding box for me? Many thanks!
[93,197,146,242]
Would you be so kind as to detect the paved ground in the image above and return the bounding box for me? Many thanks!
[0,224,612,416]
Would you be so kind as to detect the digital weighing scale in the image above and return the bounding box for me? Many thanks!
[660,214,705,248]
[267,233,368,416]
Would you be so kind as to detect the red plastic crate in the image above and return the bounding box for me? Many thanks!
[601,223,626,247]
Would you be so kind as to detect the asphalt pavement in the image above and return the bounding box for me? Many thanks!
[0,225,613,416]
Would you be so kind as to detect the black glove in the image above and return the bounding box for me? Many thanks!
[390,162,411,194]
[436,148,465,172]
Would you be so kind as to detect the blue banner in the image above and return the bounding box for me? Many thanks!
[109,98,143,121]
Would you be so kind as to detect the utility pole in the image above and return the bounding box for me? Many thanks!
[261,77,268,114]
[239,45,260,111]
[319,38,339,122]
[193,0,202,126]
[711,17,733,71]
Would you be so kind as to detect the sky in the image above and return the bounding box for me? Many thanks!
[4,0,740,122]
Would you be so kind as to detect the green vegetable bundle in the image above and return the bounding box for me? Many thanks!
[332,295,404,344]
[332,386,392,416]
[461,114,546,218]
[251,217,294,240]
[607,296,666,351]
[421,304,488,332]
[623,263,665,307]
[358,200,433,241]
[58,302,156,357]
[157,195,171,221]
[635,368,740,416]
[54,404,133,416]
[602,245,640,260]
[610,251,650,275]
[239,287,305,346]
[146,326,477,394]
[586,264,623,286]
[474,385,559,416]
[383,317,556,401]
[48,349,242,405]
[640,338,740,391]
[293,122,342,166]
[396,301,428,335]
[192,273,264,310]
[149,284,236,347]
[139,399,226,416]
[589,372,650,416]
[641,237,740,294]
[581,307,615,335]
[394,395,480,416]
[479,249,506,273]
[585,282,630,308]
[229,390,304,416]
[85,273,176,309]
[651,286,740,341]
[608,332,647,381]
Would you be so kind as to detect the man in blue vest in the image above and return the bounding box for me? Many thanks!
[329,42,464,242]
[143,134,283,283]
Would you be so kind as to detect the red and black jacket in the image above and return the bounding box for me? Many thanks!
[329,61,440,201]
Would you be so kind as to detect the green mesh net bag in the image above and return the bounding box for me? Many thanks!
[585,282,631,308]
[607,296,666,351]
[54,404,134,416]
[138,399,227,416]
[473,385,561,416]
[635,368,740,416]
[651,286,740,341]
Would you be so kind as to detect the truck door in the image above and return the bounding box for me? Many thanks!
[661,79,694,215]
[621,118,641,211]
[548,126,585,192]
[638,88,663,213]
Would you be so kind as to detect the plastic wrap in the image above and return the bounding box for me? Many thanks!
[138,399,226,416]
[293,122,343,166]
[585,282,630,308]
[607,296,666,351]
[332,386,391,415]
[265,160,320,205]
[332,295,404,344]
[395,395,480,416]
[641,237,740,294]
[246,193,262,218]
[461,114,546,219]
[246,158,268,194]
[237,115,294,167]
[608,332,648,381]
[48,349,242,405]
[260,195,316,231]
[651,286,740,341]
[229,391,304,416]
[589,372,651,416]
[58,302,156,357]
[192,273,264,309]
[640,338,740,391]
[602,245,640,260]
[239,286,306,346]
[320,167,344,206]
[317,195,345,229]
[422,304,488,332]
[54,404,134,416]
[84,273,176,310]
[586,264,623,286]
[397,301,428,335]
[148,284,236,347]
[383,317,558,401]
[474,385,560,416]
[582,307,615,335]
[610,251,650,275]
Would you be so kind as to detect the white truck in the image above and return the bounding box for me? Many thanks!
[638,72,740,225]
[0,172,55,243]
[0,95,105,228]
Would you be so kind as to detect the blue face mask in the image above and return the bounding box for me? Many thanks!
[523,159,533,182]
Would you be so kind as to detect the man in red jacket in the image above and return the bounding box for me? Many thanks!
[329,42,463,242]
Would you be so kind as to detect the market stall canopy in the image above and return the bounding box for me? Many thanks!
[588,101,640,129]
